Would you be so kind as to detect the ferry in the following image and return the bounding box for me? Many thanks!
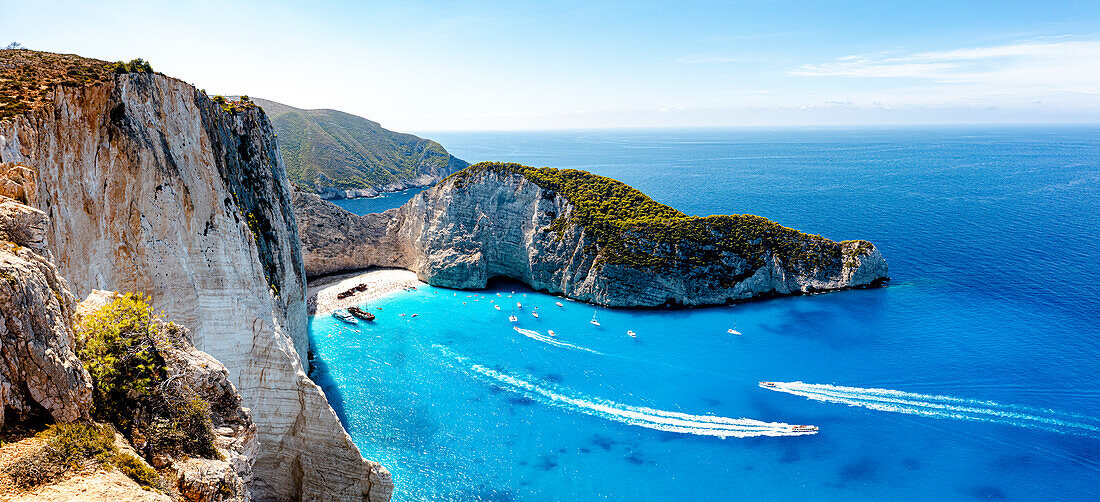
[759,381,778,388]
[331,309,358,324]
[790,425,819,433]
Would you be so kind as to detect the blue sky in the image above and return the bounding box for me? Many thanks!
[4,0,1098,130]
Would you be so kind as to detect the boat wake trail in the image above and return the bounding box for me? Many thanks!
[461,360,815,438]
[761,381,1100,436]
[513,327,603,355]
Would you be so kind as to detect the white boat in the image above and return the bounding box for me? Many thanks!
[532,311,539,318]
[509,315,518,323]
[759,381,778,388]
[555,301,564,308]
[494,305,501,310]
[516,302,522,309]
[727,328,742,335]
[627,330,636,338]
[590,311,601,327]
[548,330,557,337]
[790,425,819,433]
[332,309,358,324]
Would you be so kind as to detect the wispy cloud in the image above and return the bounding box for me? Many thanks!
[792,40,1100,95]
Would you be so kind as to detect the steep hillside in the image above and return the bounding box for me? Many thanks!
[252,98,467,197]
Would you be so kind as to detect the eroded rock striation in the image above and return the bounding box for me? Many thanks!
[295,162,888,306]
[0,51,390,501]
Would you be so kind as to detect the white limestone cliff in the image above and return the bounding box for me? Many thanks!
[0,72,390,501]
[294,166,888,307]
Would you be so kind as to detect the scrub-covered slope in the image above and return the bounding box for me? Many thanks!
[253,97,467,198]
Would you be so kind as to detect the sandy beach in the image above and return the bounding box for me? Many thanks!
[307,268,423,316]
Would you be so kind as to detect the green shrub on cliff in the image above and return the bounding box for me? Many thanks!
[109,58,154,74]
[77,294,218,461]
[1,422,160,490]
[448,162,870,272]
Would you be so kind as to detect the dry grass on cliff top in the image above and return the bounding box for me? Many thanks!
[0,49,157,120]
[0,49,115,119]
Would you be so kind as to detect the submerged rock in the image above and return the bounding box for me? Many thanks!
[294,162,888,307]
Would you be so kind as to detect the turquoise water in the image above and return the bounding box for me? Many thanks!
[310,126,1100,501]
[330,186,427,214]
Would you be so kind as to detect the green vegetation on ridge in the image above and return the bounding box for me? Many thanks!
[449,162,875,273]
[251,97,468,193]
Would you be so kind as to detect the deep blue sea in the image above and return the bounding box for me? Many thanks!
[331,187,427,214]
[309,126,1100,501]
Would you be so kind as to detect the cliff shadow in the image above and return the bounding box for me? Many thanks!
[306,318,351,426]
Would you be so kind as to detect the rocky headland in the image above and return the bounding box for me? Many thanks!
[294,162,889,307]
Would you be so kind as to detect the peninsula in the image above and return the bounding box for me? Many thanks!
[294,162,889,307]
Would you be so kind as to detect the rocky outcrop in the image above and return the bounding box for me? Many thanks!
[293,191,414,277]
[0,197,92,429]
[294,163,888,306]
[76,289,257,501]
[0,61,390,500]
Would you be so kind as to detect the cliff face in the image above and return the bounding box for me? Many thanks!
[0,68,390,501]
[295,164,888,307]
[0,196,92,429]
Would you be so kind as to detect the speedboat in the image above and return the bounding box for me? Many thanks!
[728,328,742,335]
[627,330,636,338]
[590,311,601,327]
[332,309,358,324]
[759,381,778,388]
[532,311,539,318]
[790,425,818,433]
[548,330,557,337]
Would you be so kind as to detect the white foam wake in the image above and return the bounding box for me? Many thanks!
[513,327,603,355]
[470,364,816,438]
[761,381,1100,436]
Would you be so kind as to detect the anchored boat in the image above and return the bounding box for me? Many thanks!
[347,306,375,321]
[332,309,358,324]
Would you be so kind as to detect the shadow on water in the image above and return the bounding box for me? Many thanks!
[308,350,351,426]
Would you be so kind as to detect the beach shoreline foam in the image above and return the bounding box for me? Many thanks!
[308,268,423,316]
